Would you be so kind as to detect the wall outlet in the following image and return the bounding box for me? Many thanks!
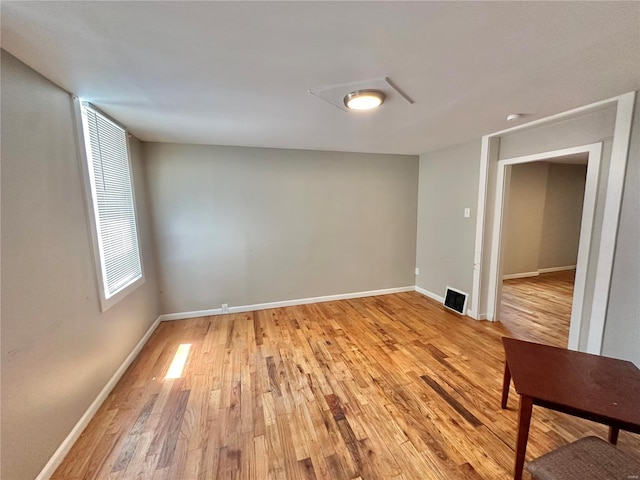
[415,267,420,275]
[464,207,471,218]
[221,303,229,313]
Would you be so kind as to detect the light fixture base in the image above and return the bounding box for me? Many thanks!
[343,89,385,111]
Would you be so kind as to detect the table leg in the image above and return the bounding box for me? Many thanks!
[608,426,619,444]
[501,362,511,409]
[514,395,533,480]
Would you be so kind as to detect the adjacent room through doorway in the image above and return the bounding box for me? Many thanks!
[498,158,588,347]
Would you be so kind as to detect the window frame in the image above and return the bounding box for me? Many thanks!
[73,97,145,312]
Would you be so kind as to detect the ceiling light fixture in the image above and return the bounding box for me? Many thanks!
[344,90,385,111]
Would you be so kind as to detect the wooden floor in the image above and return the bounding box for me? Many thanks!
[53,288,640,479]
[500,270,575,348]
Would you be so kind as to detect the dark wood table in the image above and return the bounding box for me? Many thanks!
[501,337,640,480]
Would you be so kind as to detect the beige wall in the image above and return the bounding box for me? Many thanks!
[502,162,549,276]
[415,139,481,304]
[539,163,587,270]
[1,51,160,480]
[503,162,587,276]
[143,143,418,314]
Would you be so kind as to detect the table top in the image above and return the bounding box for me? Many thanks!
[502,337,640,428]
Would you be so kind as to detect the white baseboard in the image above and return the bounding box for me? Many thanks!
[502,271,539,280]
[414,286,444,303]
[503,265,577,280]
[35,315,162,480]
[159,307,224,321]
[158,286,416,322]
[538,265,576,274]
[466,310,486,320]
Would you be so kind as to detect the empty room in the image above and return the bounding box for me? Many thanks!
[2,2,639,480]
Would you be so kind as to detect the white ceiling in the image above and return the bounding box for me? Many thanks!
[2,1,639,155]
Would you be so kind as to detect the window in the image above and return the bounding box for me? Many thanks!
[76,100,144,310]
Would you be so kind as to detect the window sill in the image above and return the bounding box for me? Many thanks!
[99,274,145,312]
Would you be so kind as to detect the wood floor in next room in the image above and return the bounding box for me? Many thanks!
[53,289,640,480]
[500,270,576,348]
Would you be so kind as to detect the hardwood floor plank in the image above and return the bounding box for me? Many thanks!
[157,389,190,469]
[298,457,318,480]
[266,356,283,397]
[111,431,139,473]
[420,374,483,428]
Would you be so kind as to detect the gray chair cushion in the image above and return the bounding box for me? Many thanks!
[527,436,640,480]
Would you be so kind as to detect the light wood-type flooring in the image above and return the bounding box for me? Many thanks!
[53,286,640,479]
[500,270,576,348]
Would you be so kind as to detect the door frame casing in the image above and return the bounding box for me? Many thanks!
[488,143,601,351]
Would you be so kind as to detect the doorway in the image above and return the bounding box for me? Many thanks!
[471,92,636,355]
[499,159,588,347]
[486,143,602,351]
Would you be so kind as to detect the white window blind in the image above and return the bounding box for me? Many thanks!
[81,103,143,299]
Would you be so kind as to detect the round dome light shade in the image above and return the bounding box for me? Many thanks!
[343,90,385,111]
